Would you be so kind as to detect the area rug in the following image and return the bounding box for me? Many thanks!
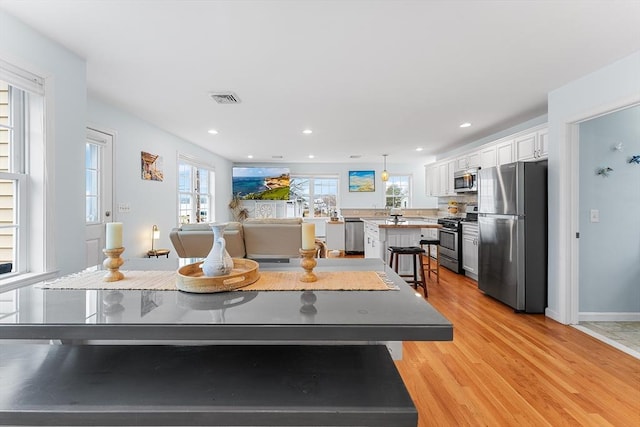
[39,269,398,292]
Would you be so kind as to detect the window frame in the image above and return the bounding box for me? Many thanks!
[384,174,412,209]
[290,174,340,218]
[177,155,215,224]
[0,81,29,277]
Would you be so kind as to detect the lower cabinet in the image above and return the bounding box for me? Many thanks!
[364,223,384,260]
[462,223,478,280]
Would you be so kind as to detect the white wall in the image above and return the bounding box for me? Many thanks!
[578,106,640,315]
[547,50,640,323]
[1,10,87,276]
[88,98,234,259]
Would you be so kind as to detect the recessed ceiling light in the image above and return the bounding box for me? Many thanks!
[416,147,423,152]
[302,129,313,134]
[208,129,219,135]
[459,122,472,128]
[247,155,253,159]
[308,154,315,159]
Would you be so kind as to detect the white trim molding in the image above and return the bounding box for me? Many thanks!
[579,312,640,322]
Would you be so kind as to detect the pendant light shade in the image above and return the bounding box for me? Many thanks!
[381,154,389,182]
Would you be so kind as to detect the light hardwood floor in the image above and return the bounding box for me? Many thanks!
[394,265,640,427]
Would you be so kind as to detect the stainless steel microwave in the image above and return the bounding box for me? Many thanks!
[453,169,478,193]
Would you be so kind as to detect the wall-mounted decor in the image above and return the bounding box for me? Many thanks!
[596,167,613,177]
[349,170,375,192]
[628,155,640,164]
[232,167,290,200]
[141,151,164,181]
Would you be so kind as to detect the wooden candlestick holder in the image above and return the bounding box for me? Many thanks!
[102,247,125,282]
[299,248,318,282]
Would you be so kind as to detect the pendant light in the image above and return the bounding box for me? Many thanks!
[381,154,389,182]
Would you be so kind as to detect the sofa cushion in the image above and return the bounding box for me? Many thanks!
[169,222,246,259]
[242,219,302,259]
[223,222,246,258]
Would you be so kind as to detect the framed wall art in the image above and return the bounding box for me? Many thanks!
[141,151,164,181]
[348,170,375,192]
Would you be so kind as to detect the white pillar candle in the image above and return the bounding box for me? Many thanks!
[301,222,315,250]
[105,222,123,249]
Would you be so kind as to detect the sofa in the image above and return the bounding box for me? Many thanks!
[170,218,323,260]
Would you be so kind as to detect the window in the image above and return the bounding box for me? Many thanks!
[0,73,42,277]
[385,175,411,208]
[178,157,215,224]
[85,143,100,223]
[290,175,339,218]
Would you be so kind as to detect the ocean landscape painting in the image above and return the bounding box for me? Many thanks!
[349,170,375,192]
[232,167,291,200]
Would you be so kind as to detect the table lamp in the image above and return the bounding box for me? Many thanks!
[150,224,159,255]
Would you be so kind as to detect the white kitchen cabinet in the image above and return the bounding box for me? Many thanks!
[325,221,345,251]
[462,223,478,280]
[437,161,456,196]
[425,164,439,197]
[537,129,549,159]
[455,151,480,171]
[496,139,515,165]
[364,222,383,260]
[516,129,548,161]
[479,145,497,169]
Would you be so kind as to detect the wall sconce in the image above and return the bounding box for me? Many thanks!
[381,154,389,182]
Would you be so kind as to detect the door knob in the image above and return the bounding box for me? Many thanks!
[105,211,111,217]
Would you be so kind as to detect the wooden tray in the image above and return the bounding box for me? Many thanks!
[176,258,260,293]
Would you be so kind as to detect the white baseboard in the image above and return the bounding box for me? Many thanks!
[579,312,640,322]
[545,307,563,323]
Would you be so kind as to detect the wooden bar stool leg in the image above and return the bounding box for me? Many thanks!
[435,245,440,283]
[418,252,427,297]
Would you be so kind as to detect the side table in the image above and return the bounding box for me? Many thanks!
[147,249,170,258]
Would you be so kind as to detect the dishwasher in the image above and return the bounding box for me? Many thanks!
[344,218,364,254]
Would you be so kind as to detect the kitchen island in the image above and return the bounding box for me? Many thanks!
[0,258,452,426]
[362,218,441,274]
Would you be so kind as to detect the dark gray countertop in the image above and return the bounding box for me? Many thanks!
[0,258,452,342]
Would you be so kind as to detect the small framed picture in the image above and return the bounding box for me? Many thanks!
[349,170,375,192]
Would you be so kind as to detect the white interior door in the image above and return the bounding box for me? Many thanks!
[85,128,114,268]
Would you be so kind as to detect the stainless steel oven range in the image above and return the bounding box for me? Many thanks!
[437,217,462,273]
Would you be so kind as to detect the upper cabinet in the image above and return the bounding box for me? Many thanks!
[455,151,480,171]
[479,145,497,169]
[515,129,548,161]
[496,139,515,165]
[425,160,455,197]
[480,139,515,170]
[427,125,547,197]
[439,160,456,196]
[425,164,439,197]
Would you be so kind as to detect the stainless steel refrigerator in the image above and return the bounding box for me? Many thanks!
[478,161,547,313]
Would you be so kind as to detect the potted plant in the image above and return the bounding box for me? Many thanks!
[229,193,249,222]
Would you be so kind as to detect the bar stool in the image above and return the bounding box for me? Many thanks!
[387,246,427,296]
[419,239,440,284]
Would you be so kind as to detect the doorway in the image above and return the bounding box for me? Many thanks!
[85,127,114,268]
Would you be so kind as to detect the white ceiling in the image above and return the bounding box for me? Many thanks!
[1,0,639,164]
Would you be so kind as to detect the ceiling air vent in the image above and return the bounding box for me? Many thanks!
[209,91,241,104]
